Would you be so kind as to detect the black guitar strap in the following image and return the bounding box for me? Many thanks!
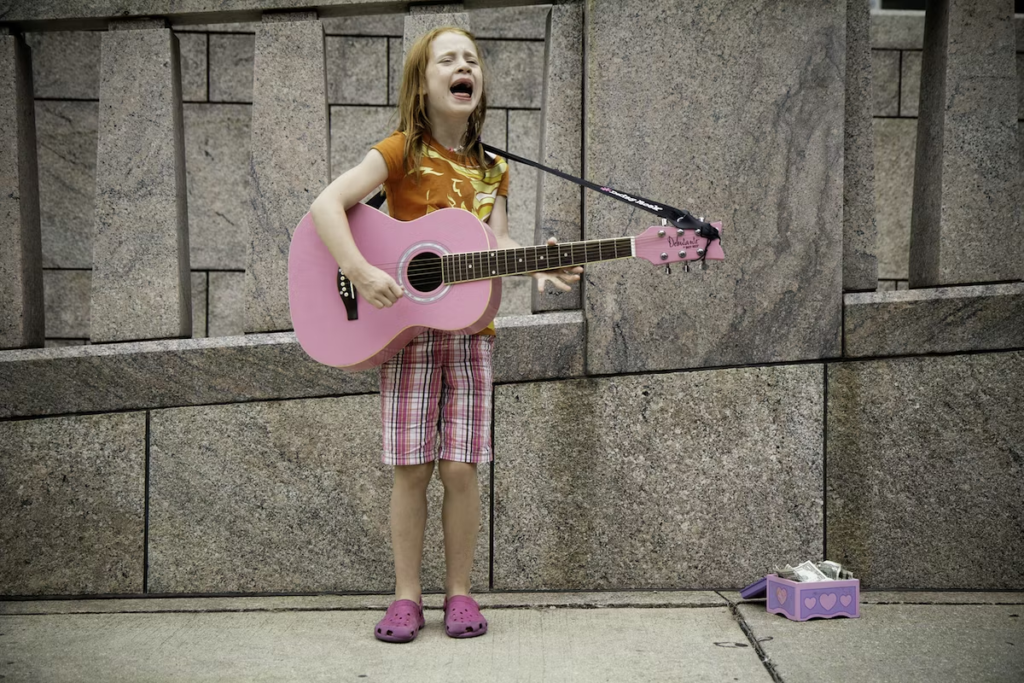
[366,144,720,242]
[366,189,387,210]
[481,143,720,242]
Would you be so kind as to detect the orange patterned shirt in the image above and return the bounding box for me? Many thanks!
[372,131,509,223]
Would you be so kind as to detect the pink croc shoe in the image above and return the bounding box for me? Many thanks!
[374,598,425,643]
[443,595,488,638]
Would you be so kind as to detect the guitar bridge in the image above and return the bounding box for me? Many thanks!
[337,269,358,321]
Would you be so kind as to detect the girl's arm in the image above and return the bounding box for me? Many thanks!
[310,150,404,309]
[489,196,582,293]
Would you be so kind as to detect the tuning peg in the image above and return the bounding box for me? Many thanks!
[664,264,672,275]
[683,263,690,273]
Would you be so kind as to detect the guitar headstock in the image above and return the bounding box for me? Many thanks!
[634,221,725,266]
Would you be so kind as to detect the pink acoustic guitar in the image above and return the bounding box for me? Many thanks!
[288,203,723,370]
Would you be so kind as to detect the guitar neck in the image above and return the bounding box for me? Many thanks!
[442,237,633,284]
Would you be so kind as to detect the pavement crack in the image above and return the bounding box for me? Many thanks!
[721,593,785,683]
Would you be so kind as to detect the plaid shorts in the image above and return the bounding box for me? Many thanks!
[379,330,495,467]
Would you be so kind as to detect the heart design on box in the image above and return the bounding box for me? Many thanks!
[804,597,817,609]
[820,594,837,610]
[840,595,852,607]
[775,588,788,605]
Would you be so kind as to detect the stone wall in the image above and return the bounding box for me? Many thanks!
[29,6,549,345]
[31,9,1021,340]
[1,4,1022,599]
[871,11,1024,287]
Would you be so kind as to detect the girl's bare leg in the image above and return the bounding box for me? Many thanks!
[391,461,435,601]
[438,460,480,598]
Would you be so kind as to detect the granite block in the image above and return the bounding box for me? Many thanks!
[1018,52,1023,120]
[481,107,506,148]
[0,334,378,418]
[873,117,916,280]
[408,3,462,12]
[507,109,540,247]
[246,18,328,333]
[900,50,921,117]
[190,271,207,338]
[187,23,256,34]
[110,18,169,30]
[261,10,316,23]
[493,364,825,590]
[478,39,544,109]
[844,283,1024,358]
[0,34,43,349]
[0,313,584,418]
[910,0,1022,286]
[388,36,400,105]
[208,270,245,337]
[469,5,550,40]
[35,100,97,269]
[827,352,1024,588]
[325,35,387,105]
[870,10,925,50]
[844,0,878,293]
[44,338,86,347]
[209,33,254,102]
[24,31,100,99]
[584,0,844,374]
[183,103,251,270]
[148,396,489,594]
[496,275,531,318]
[533,2,582,314]
[403,12,471,57]
[176,31,207,101]
[329,105,396,178]
[872,50,900,116]
[876,279,897,292]
[0,412,146,596]
[92,28,191,342]
[491,311,585,384]
[43,269,90,339]
[0,2,481,28]
[321,14,404,36]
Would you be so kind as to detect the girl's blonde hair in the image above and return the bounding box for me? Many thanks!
[397,26,491,177]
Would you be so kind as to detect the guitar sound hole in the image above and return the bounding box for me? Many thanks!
[406,252,443,293]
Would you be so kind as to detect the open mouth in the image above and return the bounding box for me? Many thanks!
[450,80,474,101]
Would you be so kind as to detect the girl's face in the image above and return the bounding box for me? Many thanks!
[423,31,483,122]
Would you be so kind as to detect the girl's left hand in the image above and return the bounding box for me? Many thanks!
[532,237,583,293]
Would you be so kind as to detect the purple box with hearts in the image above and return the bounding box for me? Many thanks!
[765,574,860,621]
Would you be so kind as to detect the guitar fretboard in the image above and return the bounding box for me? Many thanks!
[442,237,634,284]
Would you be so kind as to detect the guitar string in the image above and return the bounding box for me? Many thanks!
[358,252,711,281]
[335,235,716,278]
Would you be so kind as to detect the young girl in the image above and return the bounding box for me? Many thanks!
[310,27,581,642]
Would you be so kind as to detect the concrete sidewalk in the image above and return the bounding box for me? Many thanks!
[1,591,1022,682]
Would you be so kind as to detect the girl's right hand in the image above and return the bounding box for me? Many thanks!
[348,263,405,309]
